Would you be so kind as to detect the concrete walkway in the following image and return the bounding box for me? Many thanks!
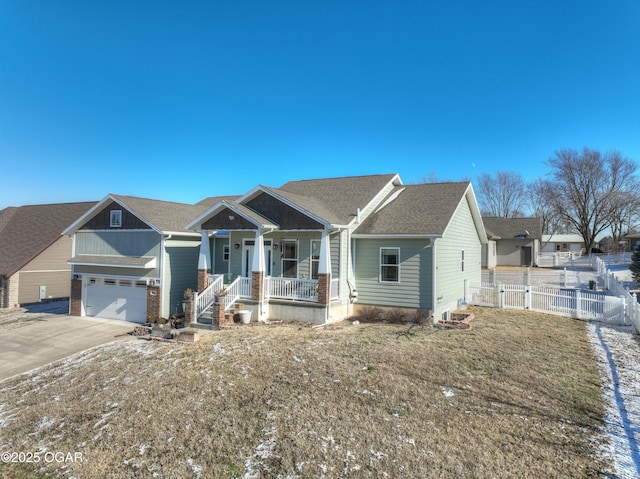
[0,314,136,382]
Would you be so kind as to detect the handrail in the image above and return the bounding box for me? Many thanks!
[220,276,251,311]
[194,274,224,321]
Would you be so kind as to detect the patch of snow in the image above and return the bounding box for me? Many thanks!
[440,387,455,397]
[139,444,150,455]
[587,322,640,478]
[187,458,203,479]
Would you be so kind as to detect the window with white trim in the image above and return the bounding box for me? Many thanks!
[310,240,321,279]
[223,244,230,261]
[110,210,122,228]
[282,240,298,278]
[380,248,400,282]
[461,250,465,272]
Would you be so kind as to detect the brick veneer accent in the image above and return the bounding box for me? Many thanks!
[317,273,330,305]
[70,278,82,316]
[146,285,161,322]
[183,296,194,323]
[197,269,210,292]
[251,271,263,301]
[212,302,227,327]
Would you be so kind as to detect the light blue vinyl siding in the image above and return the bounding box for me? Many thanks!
[435,196,482,312]
[354,238,432,309]
[162,238,200,317]
[212,236,230,275]
[75,230,161,277]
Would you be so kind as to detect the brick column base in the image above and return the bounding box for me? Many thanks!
[251,271,264,301]
[212,303,229,328]
[183,297,194,323]
[146,285,161,322]
[197,269,210,292]
[70,278,82,316]
[317,273,330,305]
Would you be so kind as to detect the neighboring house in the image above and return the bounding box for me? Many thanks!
[541,234,586,254]
[63,195,207,323]
[188,174,487,324]
[0,202,96,308]
[624,233,640,252]
[482,217,542,267]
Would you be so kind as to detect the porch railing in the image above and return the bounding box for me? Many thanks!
[194,274,224,321]
[267,277,318,301]
[220,276,252,311]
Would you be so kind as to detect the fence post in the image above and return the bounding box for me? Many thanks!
[524,285,531,310]
[497,283,504,309]
[491,269,496,285]
[575,289,582,319]
[563,268,567,287]
[620,295,627,325]
[525,268,531,286]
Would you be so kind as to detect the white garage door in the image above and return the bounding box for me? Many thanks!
[85,278,147,323]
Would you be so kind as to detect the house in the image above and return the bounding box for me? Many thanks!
[63,195,207,323]
[624,233,640,252]
[541,234,586,254]
[188,174,487,324]
[0,202,96,309]
[482,217,542,268]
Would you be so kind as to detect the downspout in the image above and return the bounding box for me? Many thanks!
[430,236,438,322]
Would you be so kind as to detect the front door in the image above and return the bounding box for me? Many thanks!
[242,240,272,277]
[521,246,532,266]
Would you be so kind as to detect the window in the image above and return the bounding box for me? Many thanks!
[461,250,465,272]
[380,248,400,282]
[282,240,298,278]
[310,240,321,279]
[223,244,230,261]
[104,279,116,286]
[110,210,122,228]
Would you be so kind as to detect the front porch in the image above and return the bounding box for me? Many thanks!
[191,273,340,325]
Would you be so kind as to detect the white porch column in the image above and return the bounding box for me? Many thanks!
[198,231,211,271]
[252,229,265,272]
[318,230,331,276]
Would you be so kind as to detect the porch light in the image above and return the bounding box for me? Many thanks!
[234,243,240,249]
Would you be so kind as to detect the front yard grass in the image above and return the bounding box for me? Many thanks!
[0,307,609,478]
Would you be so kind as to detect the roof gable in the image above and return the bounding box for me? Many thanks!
[64,195,207,235]
[278,173,400,225]
[482,217,542,240]
[354,182,485,239]
[0,202,96,277]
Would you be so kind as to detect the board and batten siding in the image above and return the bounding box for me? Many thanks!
[354,238,432,309]
[435,196,482,316]
[163,238,200,318]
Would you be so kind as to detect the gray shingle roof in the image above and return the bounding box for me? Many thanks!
[482,217,542,240]
[111,195,209,233]
[0,202,96,277]
[277,174,399,225]
[196,195,241,208]
[354,182,472,235]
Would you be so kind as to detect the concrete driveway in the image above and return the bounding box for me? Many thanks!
[0,314,136,382]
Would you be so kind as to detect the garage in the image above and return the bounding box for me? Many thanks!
[85,277,147,323]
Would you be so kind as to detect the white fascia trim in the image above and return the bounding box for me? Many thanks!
[240,186,332,228]
[163,231,201,238]
[62,194,162,236]
[187,200,277,231]
[441,183,488,244]
[346,173,403,227]
[62,195,114,236]
[352,234,441,239]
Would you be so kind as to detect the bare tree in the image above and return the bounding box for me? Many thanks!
[527,178,566,241]
[475,171,527,217]
[546,147,638,253]
[608,189,640,252]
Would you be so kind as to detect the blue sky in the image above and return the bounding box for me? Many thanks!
[1,1,639,209]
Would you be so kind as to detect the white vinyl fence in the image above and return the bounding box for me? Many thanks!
[466,281,625,324]
[481,268,595,288]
